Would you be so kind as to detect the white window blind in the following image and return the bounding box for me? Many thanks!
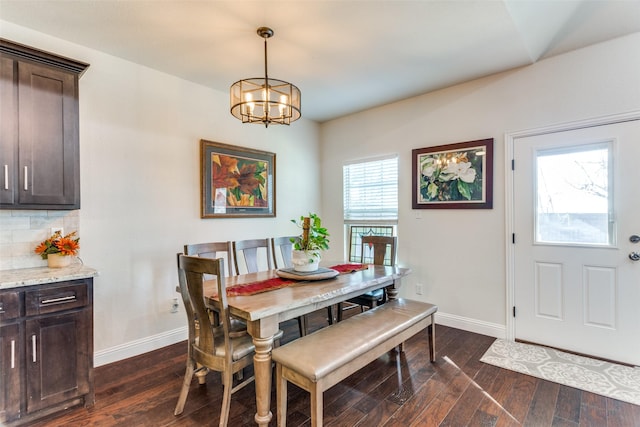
[343,156,398,221]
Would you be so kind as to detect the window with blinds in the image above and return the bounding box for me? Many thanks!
[343,156,398,222]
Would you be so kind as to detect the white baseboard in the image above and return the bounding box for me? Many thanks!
[94,326,187,367]
[435,311,506,339]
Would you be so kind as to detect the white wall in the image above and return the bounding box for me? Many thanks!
[320,33,640,337]
[4,20,638,363]
[1,21,321,365]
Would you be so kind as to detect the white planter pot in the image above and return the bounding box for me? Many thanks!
[291,250,321,272]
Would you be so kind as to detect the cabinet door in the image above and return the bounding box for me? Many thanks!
[0,323,21,423]
[25,310,90,413]
[0,56,16,205]
[17,61,79,207]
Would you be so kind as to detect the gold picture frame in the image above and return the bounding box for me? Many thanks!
[412,138,493,209]
[200,139,275,218]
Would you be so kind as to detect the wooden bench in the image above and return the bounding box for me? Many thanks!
[271,298,437,426]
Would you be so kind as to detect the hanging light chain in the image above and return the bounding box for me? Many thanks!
[263,30,270,126]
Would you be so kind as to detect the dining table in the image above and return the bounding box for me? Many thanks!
[203,263,411,427]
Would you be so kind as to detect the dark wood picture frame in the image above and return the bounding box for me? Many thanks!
[412,138,493,209]
[200,139,276,218]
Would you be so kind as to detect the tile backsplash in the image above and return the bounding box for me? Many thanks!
[0,210,80,270]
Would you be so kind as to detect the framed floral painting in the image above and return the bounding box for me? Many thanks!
[201,140,275,218]
[412,138,493,209]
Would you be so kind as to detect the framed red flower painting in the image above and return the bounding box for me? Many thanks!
[200,139,275,218]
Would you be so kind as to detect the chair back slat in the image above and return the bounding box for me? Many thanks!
[177,255,231,358]
[361,236,397,266]
[271,236,298,269]
[233,238,273,275]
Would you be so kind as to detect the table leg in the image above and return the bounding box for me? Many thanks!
[248,318,279,427]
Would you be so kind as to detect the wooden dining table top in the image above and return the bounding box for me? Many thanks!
[203,263,411,323]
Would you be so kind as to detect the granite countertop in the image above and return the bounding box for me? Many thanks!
[0,265,98,289]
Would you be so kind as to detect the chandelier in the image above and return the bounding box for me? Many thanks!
[230,27,301,127]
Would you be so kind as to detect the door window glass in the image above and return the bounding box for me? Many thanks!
[535,142,613,245]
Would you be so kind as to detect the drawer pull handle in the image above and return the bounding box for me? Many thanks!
[32,335,37,363]
[24,166,28,191]
[11,340,15,369]
[3,164,7,190]
[41,295,76,305]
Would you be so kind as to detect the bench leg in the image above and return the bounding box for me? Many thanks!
[428,316,436,362]
[310,384,323,427]
[276,364,287,427]
[298,315,307,337]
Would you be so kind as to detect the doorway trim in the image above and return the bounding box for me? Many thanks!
[504,110,640,341]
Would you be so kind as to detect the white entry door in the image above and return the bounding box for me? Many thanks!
[513,120,640,366]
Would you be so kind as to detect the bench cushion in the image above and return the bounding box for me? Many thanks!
[272,298,437,382]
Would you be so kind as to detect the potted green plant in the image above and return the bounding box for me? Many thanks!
[290,213,330,272]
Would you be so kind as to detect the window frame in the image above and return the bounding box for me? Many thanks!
[343,155,399,261]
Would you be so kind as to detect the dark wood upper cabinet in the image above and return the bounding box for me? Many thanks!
[0,55,17,205]
[0,39,89,210]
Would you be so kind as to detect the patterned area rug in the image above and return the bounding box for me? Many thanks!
[480,339,640,406]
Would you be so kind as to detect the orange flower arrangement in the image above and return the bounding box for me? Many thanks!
[35,231,80,259]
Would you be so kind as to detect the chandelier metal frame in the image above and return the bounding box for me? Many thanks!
[230,27,301,127]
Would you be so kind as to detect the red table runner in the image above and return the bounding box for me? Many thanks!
[227,277,296,296]
[329,263,369,274]
[225,263,369,296]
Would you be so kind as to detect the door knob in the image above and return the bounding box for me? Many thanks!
[630,235,640,243]
[629,252,640,261]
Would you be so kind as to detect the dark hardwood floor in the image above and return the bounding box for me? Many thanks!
[28,308,640,427]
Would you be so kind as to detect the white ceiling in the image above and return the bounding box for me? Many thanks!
[1,0,639,123]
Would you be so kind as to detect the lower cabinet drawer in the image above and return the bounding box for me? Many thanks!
[25,280,88,316]
[0,291,20,321]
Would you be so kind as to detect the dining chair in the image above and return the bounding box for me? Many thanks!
[337,235,397,321]
[234,238,315,339]
[232,238,273,275]
[184,241,234,277]
[173,254,256,426]
[184,241,247,338]
[271,236,335,336]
